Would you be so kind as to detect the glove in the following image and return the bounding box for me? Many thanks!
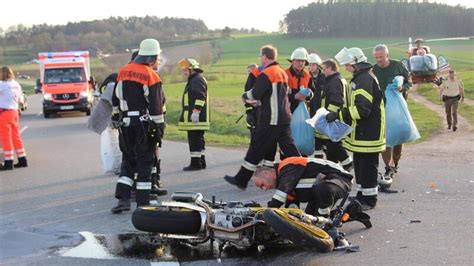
[246,113,255,127]
[299,87,310,97]
[326,111,338,122]
[190,111,200,123]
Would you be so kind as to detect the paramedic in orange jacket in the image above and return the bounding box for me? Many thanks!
[0,66,28,171]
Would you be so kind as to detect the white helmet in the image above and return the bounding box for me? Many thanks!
[138,38,162,56]
[289,47,309,62]
[308,53,322,65]
[335,47,367,65]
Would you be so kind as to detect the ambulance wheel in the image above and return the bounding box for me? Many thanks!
[132,207,202,234]
[43,111,50,118]
[263,209,334,252]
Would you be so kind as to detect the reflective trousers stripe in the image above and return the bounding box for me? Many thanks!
[136,182,152,190]
[242,161,257,171]
[362,186,378,196]
[318,207,331,215]
[190,151,201,158]
[262,160,274,168]
[118,176,134,187]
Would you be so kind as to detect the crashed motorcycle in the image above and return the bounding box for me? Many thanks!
[132,192,371,256]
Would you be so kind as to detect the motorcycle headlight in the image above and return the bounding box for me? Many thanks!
[43,93,52,100]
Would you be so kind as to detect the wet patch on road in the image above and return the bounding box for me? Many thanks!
[57,231,302,263]
[0,229,82,260]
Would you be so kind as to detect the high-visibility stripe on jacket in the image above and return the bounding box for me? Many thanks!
[242,61,291,126]
[316,72,350,140]
[113,63,165,125]
[339,66,386,153]
[268,157,353,207]
[285,67,313,113]
[178,72,210,131]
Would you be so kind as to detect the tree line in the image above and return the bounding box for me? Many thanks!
[1,16,209,56]
[281,0,474,37]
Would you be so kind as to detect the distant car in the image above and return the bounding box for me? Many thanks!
[18,74,31,79]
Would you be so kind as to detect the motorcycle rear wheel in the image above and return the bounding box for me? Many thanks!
[263,209,334,252]
[132,207,202,234]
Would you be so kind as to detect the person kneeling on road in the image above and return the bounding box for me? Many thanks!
[252,157,355,216]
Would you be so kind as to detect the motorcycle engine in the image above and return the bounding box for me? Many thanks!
[212,201,254,246]
[214,201,252,229]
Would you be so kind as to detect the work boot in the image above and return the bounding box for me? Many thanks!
[151,180,168,196]
[183,157,202,171]
[201,155,207,169]
[453,126,457,132]
[111,198,131,214]
[224,175,248,190]
[0,160,14,171]
[224,167,253,190]
[354,192,376,211]
[14,157,28,168]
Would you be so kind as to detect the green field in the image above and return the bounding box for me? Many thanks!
[5,34,473,146]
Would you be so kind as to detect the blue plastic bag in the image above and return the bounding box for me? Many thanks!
[385,77,420,147]
[290,102,314,156]
[306,108,352,142]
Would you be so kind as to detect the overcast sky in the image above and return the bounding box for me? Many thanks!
[1,0,473,32]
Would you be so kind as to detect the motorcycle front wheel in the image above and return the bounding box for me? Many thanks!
[132,207,202,234]
[263,209,334,252]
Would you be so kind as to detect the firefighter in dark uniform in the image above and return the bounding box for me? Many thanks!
[111,39,166,213]
[318,59,353,171]
[285,47,314,114]
[327,47,386,210]
[307,53,326,158]
[252,157,352,217]
[178,58,209,171]
[224,45,301,190]
[243,64,276,168]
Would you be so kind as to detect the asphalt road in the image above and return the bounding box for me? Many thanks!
[1,94,473,265]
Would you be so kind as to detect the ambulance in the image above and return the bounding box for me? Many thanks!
[38,51,94,118]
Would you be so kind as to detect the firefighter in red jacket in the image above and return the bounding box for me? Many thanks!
[224,45,300,189]
[111,39,166,213]
[253,157,353,217]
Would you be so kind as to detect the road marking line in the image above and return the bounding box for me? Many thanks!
[20,126,28,134]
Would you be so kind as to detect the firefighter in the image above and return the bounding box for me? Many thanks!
[253,157,352,217]
[372,44,411,188]
[0,66,27,171]
[317,59,353,171]
[328,47,386,210]
[243,63,276,168]
[307,53,326,158]
[110,39,166,213]
[285,47,314,113]
[101,69,167,196]
[224,45,301,190]
[178,58,209,171]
